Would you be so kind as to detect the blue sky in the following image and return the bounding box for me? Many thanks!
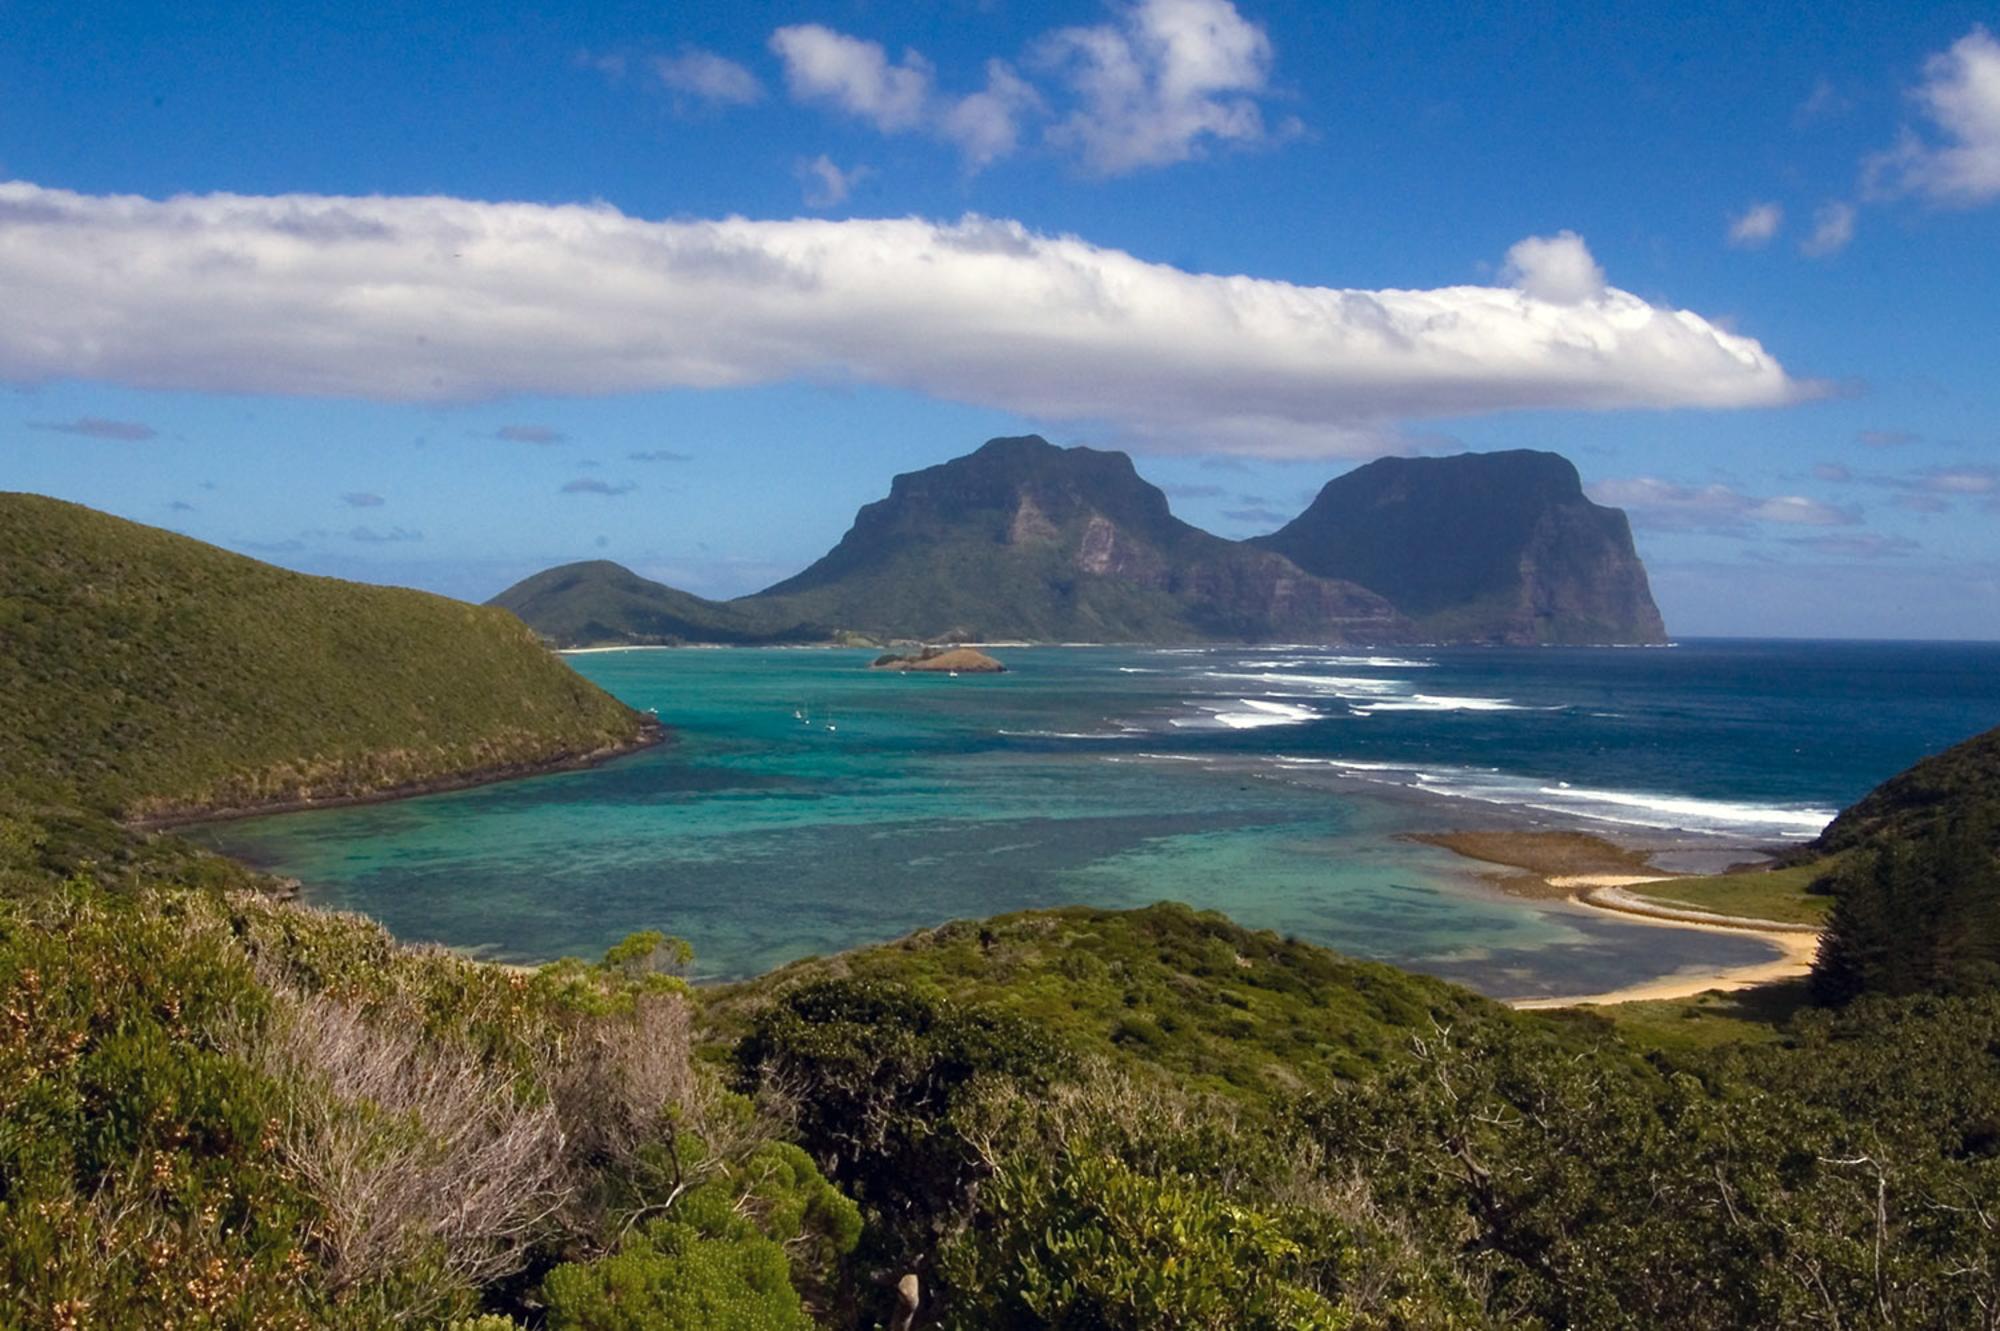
[3,0,1997,637]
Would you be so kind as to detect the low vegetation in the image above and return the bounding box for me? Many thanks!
[0,493,652,821]
[1630,860,1833,926]
[708,904,1510,1097]
[0,881,857,1328]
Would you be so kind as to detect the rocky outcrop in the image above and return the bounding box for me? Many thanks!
[870,647,1007,673]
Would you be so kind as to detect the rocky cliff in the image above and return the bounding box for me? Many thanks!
[1251,450,1666,644]
[747,436,1405,643]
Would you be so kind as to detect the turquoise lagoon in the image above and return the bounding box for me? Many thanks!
[193,640,2000,998]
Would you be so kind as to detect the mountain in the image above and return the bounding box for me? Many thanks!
[742,435,1403,643]
[0,492,657,821]
[492,437,1666,647]
[488,559,812,647]
[1251,450,1667,644]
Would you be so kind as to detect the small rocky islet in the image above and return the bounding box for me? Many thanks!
[867,645,1007,673]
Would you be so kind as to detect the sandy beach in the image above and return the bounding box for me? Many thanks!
[1512,886,1821,1008]
[1411,829,1823,1008]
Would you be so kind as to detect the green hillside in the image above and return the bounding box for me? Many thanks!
[0,492,655,820]
[488,558,813,647]
[1808,723,2000,1002]
[1811,722,2000,858]
[707,902,1512,1097]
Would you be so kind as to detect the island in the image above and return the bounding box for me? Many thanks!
[868,645,1008,673]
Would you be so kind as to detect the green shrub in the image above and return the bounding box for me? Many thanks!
[542,1188,814,1331]
[734,978,1057,1270]
[953,1151,1345,1331]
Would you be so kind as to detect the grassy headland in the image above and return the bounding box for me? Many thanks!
[1,492,657,823]
[705,903,1514,1096]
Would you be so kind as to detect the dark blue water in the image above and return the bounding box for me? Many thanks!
[192,640,2000,997]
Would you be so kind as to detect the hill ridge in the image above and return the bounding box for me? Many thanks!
[1,491,658,822]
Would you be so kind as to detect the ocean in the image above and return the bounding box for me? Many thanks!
[190,639,2000,999]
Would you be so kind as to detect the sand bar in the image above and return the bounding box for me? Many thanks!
[1410,828,1822,1007]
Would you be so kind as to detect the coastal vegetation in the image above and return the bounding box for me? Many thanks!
[1632,861,1833,926]
[1800,721,2000,1002]
[5,492,2000,1326]
[0,493,654,823]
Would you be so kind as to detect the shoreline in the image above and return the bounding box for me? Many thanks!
[1511,885,1820,1008]
[128,722,667,832]
[1405,829,1822,1007]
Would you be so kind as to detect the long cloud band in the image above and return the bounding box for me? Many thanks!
[0,181,1802,455]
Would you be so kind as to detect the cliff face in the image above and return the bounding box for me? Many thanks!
[1252,450,1666,645]
[746,436,1405,643]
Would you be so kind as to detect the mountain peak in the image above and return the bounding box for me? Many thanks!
[1253,449,1663,644]
[969,433,1060,458]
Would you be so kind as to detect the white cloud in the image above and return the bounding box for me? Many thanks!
[941,60,1045,167]
[27,414,158,441]
[1038,0,1276,175]
[1750,493,1858,524]
[796,155,870,209]
[1727,202,1783,247]
[651,47,765,107]
[1499,230,1606,304]
[1866,26,2000,206]
[1589,478,1858,532]
[1800,200,1855,257]
[1899,465,1999,495]
[766,1,1281,176]
[0,183,1803,457]
[1784,533,1918,559]
[769,28,1039,170]
[770,25,933,132]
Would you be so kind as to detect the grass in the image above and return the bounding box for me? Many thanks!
[1589,978,1815,1057]
[1,492,652,820]
[1628,861,1834,927]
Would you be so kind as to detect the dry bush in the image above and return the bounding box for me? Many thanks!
[248,990,570,1321]
[539,987,699,1170]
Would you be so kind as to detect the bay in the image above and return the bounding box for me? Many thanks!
[191,639,2000,997]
